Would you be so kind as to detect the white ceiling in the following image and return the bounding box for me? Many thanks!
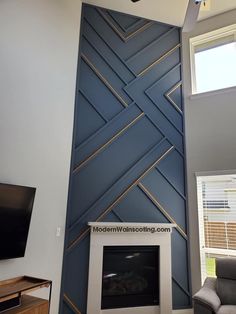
[82,0,189,27]
[199,0,236,21]
[82,0,236,27]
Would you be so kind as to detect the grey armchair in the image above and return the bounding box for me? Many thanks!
[193,257,236,314]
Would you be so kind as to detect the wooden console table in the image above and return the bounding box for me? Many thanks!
[0,276,52,314]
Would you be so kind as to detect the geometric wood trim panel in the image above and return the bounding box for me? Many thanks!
[59,4,191,314]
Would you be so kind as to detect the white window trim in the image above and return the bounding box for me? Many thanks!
[190,24,236,95]
[195,170,236,179]
[195,171,236,283]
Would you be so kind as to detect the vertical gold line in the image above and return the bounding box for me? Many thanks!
[63,294,82,314]
[138,183,187,239]
[73,112,145,173]
[81,54,128,108]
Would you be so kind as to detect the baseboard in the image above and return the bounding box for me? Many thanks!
[173,309,193,314]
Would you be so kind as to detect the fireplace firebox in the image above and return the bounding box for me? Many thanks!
[102,246,159,309]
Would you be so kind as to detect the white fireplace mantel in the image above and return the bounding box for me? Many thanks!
[87,222,176,314]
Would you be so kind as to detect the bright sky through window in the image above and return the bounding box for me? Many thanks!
[195,42,236,93]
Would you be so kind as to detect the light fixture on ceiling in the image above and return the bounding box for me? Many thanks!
[131,0,141,2]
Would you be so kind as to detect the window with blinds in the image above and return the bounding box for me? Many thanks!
[196,174,236,283]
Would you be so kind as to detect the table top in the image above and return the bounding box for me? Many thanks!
[0,276,51,300]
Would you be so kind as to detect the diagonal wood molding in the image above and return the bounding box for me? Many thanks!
[60,5,191,313]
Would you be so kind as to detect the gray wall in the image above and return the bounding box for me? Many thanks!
[182,9,236,293]
[0,0,82,312]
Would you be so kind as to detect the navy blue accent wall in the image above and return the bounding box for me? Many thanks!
[60,4,191,313]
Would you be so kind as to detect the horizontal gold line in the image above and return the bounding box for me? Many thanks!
[98,9,153,42]
[138,182,187,239]
[165,82,183,114]
[68,146,174,250]
[73,112,145,173]
[63,294,81,314]
[81,54,128,108]
[138,44,181,77]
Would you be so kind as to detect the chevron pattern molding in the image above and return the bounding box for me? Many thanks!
[60,4,191,314]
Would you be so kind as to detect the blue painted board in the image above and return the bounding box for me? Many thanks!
[60,5,191,314]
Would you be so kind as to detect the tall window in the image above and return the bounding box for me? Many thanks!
[190,24,236,94]
[197,174,236,283]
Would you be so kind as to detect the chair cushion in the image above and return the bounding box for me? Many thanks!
[217,278,236,305]
[216,257,236,280]
[217,305,236,314]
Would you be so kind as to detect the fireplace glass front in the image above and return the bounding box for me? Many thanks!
[101,245,159,309]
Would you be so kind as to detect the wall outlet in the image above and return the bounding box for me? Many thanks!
[56,227,61,237]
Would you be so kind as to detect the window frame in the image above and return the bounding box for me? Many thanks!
[196,171,236,283]
[189,24,236,95]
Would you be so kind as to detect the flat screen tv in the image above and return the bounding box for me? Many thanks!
[0,183,36,260]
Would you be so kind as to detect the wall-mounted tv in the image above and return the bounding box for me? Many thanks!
[0,183,36,260]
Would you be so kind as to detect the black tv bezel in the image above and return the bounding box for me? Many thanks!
[0,182,36,260]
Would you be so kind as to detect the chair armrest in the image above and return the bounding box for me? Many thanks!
[193,301,214,314]
[193,278,221,313]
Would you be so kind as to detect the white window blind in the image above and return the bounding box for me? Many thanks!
[196,174,236,283]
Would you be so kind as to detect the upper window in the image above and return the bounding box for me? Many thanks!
[190,24,236,94]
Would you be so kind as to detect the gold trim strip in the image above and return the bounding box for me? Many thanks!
[63,294,82,314]
[73,112,145,173]
[125,21,154,41]
[165,82,183,114]
[138,44,181,77]
[98,9,153,42]
[68,146,174,251]
[81,54,128,108]
[67,228,90,251]
[95,146,174,222]
[138,182,187,239]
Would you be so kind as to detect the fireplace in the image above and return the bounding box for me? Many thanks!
[102,246,159,309]
[87,222,175,314]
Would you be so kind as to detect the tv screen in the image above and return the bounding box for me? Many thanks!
[0,183,36,260]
